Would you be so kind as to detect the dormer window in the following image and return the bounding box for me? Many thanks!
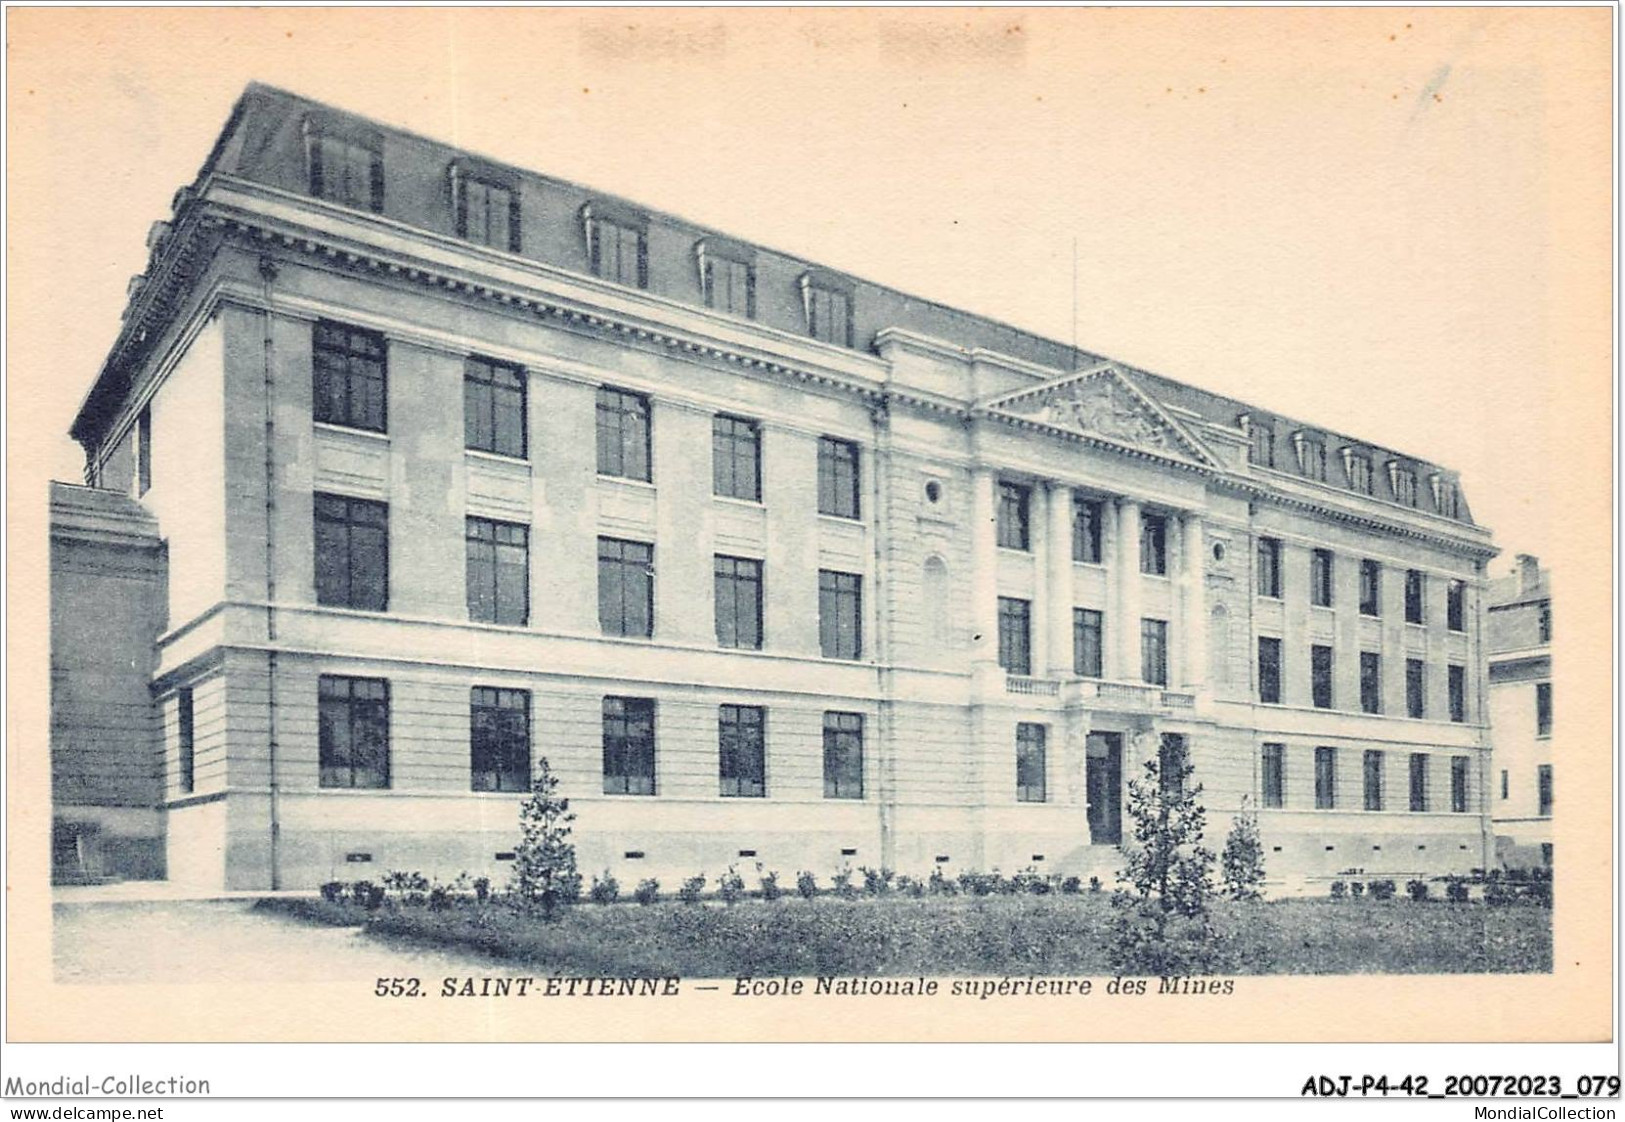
[582,203,648,289]
[1388,461,1418,507]
[695,239,755,319]
[1341,448,1374,495]
[1430,474,1460,519]
[303,117,383,213]
[800,273,854,348]
[451,161,521,253]
[1293,431,1327,481]
[1238,413,1274,468]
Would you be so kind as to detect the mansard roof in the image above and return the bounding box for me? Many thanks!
[72,82,1474,526]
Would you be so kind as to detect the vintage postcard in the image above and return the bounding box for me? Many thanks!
[3,5,1614,1082]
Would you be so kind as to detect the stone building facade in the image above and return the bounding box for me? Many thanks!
[51,85,1498,890]
[1487,555,1554,869]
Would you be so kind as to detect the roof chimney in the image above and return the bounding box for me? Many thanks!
[1516,553,1540,596]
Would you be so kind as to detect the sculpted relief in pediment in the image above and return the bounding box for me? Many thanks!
[1001,373,1179,453]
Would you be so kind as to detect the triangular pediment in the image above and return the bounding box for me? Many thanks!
[980,363,1218,466]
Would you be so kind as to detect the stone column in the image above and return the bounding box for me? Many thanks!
[970,467,999,669]
[1029,484,1049,678]
[1047,483,1074,677]
[1117,498,1143,681]
[1182,513,1208,691]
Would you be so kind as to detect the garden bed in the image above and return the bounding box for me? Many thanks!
[254,891,1552,977]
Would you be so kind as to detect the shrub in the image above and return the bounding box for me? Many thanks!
[472,876,491,904]
[1369,879,1397,901]
[1220,799,1267,901]
[1110,755,1217,976]
[1350,880,1365,899]
[678,874,707,904]
[1406,879,1429,902]
[831,866,859,900]
[350,881,384,910]
[1446,879,1470,904]
[928,867,958,896]
[718,866,747,905]
[795,870,819,899]
[633,878,660,906]
[860,866,895,897]
[589,869,620,905]
[1088,876,1102,894]
[509,757,579,921]
[319,880,346,904]
[1012,866,1050,895]
[758,869,783,902]
[1060,876,1083,895]
[427,885,452,912]
[900,875,926,898]
[383,870,431,907]
[1330,880,1348,899]
[994,870,1021,896]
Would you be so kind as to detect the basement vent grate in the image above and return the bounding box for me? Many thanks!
[494,852,516,861]
[345,852,373,863]
[738,849,756,858]
[1031,855,1045,862]
[935,855,951,863]
[840,847,857,857]
[624,851,645,860]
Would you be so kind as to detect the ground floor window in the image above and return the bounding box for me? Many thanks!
[1450,756,1470,813]
[603,696,656,795]
[318,675,390,789]
[1314,746,1336,809]
[470,686,530,792]
[719,704,766,798]
[1016,722,1046,803]
[822,711,864,799]
[1261,743,1284,808]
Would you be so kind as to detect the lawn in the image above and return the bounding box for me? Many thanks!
[256,892,1552,977]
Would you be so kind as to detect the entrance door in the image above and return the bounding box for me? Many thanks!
[1085,732,1123,845]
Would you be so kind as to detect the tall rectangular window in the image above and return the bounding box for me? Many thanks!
[313,321,387,433]
[1537,765,1552,817]
[1450,756,1469,813]
[1538,601,1552,643]
[1073,495,1103,563]
[1392,466,1418,507]
[602,696,655,795]
[714,555,763,650]
[595,387,651,482]
[1409,753,1429,812]
[817,437,860,519]
[998,597,1032,675]
[318,675,390,789]
[818,570,862,660]
[1448,664,1467,723]
[1311,645,1334,709]
[1257,537,1282,598]
[307,130,382,212]
[598,537,654,638]
[454,174,519,252]
[1310,548,1334,607]
[1159,734,1187,799]
[1141,618,1168,686]
[1360,652,1382,714]
[1363,749,1384,811]
[1359,560,1382,617]
[718,705,766,798]
[1016,723,1047,803]
[176,688,195,795]
[712,414,762,501]
[1248,421,1275,467]
[1405,659,1426,719]
[588,214,647,288]
[805,283,853,347]
[1258,637,1282,704]
[1073,608,1104,678]
[703,254,755,318]
[1447,580,1467,632]
[470,686,530,793]
[1404,569,1425,624]
[1261,743,1285,809]
[314,493,389,611]
[137,406,152,496]
[997,482,1031,550]
[466,517,529,626]
[464,357,527,459]
[1314,746,1337,810]
[1501,769,1509,800]
[822,712,864,799]
[1535,682,1552,737]
[1346,453,1373,495]
[1299,437,1327,481]
[1140,514,1168,575]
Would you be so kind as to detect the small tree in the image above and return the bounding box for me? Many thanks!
[1110,755,1217,976]
[509,756,579,921]
[1220,797,1267,901]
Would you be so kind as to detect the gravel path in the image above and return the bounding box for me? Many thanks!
[53,899,502,985]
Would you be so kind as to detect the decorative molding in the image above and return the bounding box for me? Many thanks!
[983,364,1219,467]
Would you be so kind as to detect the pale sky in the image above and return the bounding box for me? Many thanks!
[7,7,1613,575]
